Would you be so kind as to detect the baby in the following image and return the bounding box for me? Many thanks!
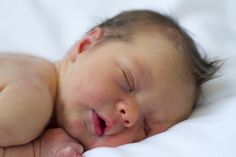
[0,10,220,157]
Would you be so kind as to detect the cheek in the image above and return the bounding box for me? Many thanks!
[73,73,120,106]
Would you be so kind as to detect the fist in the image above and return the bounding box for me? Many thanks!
[36,128,84,157]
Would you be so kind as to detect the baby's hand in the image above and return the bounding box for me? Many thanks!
[37,128,84,157]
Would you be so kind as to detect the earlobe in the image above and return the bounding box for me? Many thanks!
[79,27,103,53]
[68,27,103,62]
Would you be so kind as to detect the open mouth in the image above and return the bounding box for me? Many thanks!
[92,111,107,136]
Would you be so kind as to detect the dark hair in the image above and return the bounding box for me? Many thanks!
[90,10,222,101]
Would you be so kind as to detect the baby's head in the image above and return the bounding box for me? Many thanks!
[55,10,220,150]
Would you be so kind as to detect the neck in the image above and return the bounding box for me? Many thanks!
[54,57,69,81]
[51,58,69,127]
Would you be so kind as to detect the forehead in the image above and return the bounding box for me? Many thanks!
[125,33,183,79]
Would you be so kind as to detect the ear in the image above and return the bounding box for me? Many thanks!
[68,27,103,62]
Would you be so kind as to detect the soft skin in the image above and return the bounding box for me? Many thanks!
[55,27,195,150]
[0,54,57,147]
[0,128,83,157]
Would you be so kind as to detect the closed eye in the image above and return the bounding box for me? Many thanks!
[121,68,135,92]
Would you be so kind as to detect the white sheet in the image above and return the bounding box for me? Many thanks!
[0,0,235,157]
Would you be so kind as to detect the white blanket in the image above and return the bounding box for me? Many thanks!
[0,0,235,157]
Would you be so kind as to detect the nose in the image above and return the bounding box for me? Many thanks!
[116,101,140,128]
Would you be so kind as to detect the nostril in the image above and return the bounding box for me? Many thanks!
[125,120,130,124]
[120,109,126,114]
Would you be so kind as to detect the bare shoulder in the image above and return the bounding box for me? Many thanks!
[0,53,58,146]
[0,53,57,96]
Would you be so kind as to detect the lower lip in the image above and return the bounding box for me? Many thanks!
[92,111,104,136]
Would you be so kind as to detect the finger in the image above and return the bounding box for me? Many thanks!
[55,143,84,157]
[56,146,78,157]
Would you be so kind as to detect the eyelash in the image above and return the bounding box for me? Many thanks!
[121,68,134,92]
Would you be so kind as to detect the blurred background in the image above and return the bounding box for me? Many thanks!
[0,0,235,61]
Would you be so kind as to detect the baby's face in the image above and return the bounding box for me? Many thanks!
[57,33,194,150]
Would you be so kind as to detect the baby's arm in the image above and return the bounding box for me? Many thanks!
[0,82,53,147]
[0,143,35,157]
[0,128,83,157]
